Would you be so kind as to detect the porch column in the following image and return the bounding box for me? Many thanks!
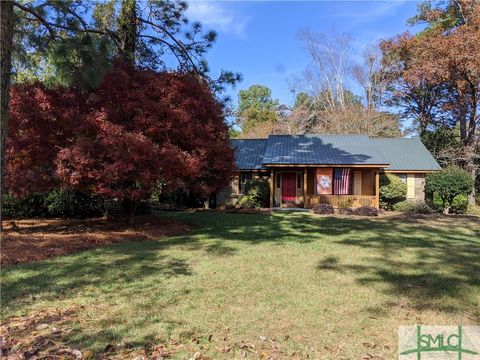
[303,168,307,207]
[269,169,275,208]
[375,170,380,208]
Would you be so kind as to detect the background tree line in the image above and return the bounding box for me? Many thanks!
[232,0,478,203]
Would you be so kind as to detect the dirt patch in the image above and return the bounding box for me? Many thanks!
[1,216,189,266]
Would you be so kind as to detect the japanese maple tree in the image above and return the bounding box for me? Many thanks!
[6,83,82,197]
[56,63,234,223]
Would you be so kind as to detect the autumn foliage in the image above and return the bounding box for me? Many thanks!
[6,64,235,221]
[6,83,83,196]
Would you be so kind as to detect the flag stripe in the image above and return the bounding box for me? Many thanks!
[333,168,351,195]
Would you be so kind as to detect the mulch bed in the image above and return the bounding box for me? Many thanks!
[1,215,189,266]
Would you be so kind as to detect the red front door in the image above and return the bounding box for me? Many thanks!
[282,173,296,203]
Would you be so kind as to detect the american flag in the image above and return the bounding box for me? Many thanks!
[333,168,351,195]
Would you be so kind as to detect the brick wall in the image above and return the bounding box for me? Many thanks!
[414,173,426,201]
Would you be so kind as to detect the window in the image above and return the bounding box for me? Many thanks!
[276,173,281,188]
[239,172,252,194]
[397,174,407,183]
[297,173,302,189]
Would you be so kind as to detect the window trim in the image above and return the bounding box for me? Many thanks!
[276,173,281,188]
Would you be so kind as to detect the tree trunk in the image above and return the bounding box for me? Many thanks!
[469,167,476,205]
[122,199,137,226]
[0,0,14,229]
[203,197,210,209]
[442,198,450,214]
[118,0,137,63]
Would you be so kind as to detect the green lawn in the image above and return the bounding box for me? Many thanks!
[2,212,479,359]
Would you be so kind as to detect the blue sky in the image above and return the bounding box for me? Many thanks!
[186,0,423,106]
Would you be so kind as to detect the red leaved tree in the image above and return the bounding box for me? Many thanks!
[56,64,235,223]
[6,83,82,197]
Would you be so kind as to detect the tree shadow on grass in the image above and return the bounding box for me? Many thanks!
[2,211,479,351]
[314,215,480,317]
[176,211,479,318]
[1,238,194,310]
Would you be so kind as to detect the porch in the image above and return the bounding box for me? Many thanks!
[268,167,380,209]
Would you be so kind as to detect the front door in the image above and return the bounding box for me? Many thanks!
[282,172,296,204]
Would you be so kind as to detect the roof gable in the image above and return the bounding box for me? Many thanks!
[370,138,441,171]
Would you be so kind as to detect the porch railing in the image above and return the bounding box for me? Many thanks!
[305,194,376,208]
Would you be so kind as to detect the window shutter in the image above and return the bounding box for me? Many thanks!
[407,174,415,199]
[353,171,362,195]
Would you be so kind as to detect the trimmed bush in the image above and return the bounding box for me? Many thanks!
[237,194,261,209]
[353,206,378,217]
[450,194,469,214]
[338,207,354,215]
[426,166,473,214]
[243,179,270,208]
[312,203,334,215]
[393,200,433,214]
[379,174,407,210]
[237,179,270,209]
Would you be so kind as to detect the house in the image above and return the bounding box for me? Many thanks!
[217,134,441,208]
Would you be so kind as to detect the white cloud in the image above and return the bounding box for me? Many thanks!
[186,1,249,38]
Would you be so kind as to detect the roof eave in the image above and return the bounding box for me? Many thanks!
[263,163,390,168]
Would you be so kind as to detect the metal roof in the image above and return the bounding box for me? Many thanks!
[263,135,388,166]
[231,135,440,171]
[370,138,441,171]
[231,139,267,170]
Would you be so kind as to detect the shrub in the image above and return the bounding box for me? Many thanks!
[1,190,151,220]
[135,200,152,216]
[450,194,469,214]
[2,193,50,219]
[46,190,103,218]
[237,193,261,209]
[243,179,270,208]
[393,200,433,214]
[337,197,354,209]
[312,203,334,215]
[353,206,378,217]
[426,166,473,214]
[466,204,480,217]
[103,199,122,218]
[379,174,407,210]
[338,207,354,215]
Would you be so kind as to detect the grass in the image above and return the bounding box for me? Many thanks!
[2,211,479,358]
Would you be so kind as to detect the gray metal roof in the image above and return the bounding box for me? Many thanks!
[231,139,267,170]
[231,135,440,171]
[371,138,441,171]
[263,135,388,165]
